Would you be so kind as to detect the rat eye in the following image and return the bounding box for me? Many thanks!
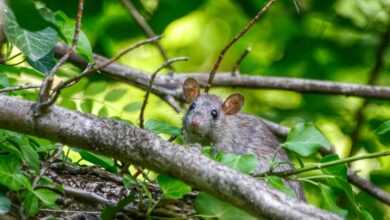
[189,102,196,111]
[210,109,218,119]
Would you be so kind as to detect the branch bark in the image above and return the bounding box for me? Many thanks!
[54,44,390,101]
[0,94,340,220]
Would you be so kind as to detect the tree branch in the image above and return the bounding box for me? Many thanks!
[54,44,390,100]
[0,94,340,220]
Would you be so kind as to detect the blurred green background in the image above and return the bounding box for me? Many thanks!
[5,0,390,218]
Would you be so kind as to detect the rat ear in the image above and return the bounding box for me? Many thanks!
[222,93,244,115]
[183,78,200,103]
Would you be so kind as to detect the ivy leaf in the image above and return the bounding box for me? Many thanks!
[282,122,331,157]
[264,176,296,198]
[85,82,108,96]
[3,6,58,61]
[145,120,181,136]
[195,192,256,220]
[27,50,56,74]
[157,174,191,199]
[37,6,93,62]
[78,149,117,173]
[319,184,348,217]
[0,194,11,215]
[218,153,258,174]
[374,120,390,146]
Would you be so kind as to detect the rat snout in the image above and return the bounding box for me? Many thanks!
[190,115,202,129]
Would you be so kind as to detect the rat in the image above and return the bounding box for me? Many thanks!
[182,77,305,201]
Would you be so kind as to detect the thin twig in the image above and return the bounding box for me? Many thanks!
[256,150,390,177]
[34,0,85,116]
[0,83,40,93]
[120,0,174,72]
[205,0,277,92]
[231,47,251,76]
[350,24,390,155]
[139,57,188,128]
[40,36,162,109]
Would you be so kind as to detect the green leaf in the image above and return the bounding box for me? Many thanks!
[218,153,258,174]
[37,6,93,62]
[157,174,191,199]
[195,192,256,220]
[123,102,142,113]
[80,99,94,113]
[145,120,181,136]
[359,209,374,220]
[0,74,10,88]
[85,82,108,96]
[98,106,109,117]
[282,122,331,157]
[0,155,30,191]
[101,192,135,220]
[27,50,56,74]
[78,150,117,173]
[53,11,93,61]
[374,120,390,146]
[0,194,11,215]
[59,98,77,110]
[3,6,58,61]
[123,175,137,189]
[23,192,39,217]
[320,154,347,179]
[33,188,59,206]
[105,89,127,102]
[264,176,296,198]
[319,184,348,217]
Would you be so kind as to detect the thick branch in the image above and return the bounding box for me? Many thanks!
[54,44,390,100]
[0,95,340,220]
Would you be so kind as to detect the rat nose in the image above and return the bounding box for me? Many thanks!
[190,117,201,128]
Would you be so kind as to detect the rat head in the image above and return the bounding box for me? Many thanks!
[182,78,244,142]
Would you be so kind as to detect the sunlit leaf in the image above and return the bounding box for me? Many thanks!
[218,153,258,174]
[157,174,191,199]
[123,102,142,113]
[3,6,57,61]
[282,122,332,156]
[105,89,126,102]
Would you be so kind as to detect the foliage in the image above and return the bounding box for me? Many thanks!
[0,0,389,219]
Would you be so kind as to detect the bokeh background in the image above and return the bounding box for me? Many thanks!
[5,0,390,218]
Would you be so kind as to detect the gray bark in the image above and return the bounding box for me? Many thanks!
[0,95,341,220]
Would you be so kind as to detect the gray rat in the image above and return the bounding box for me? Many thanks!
[182,78,305,201]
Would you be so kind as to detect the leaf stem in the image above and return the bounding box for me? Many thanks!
[256,150,390,177]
